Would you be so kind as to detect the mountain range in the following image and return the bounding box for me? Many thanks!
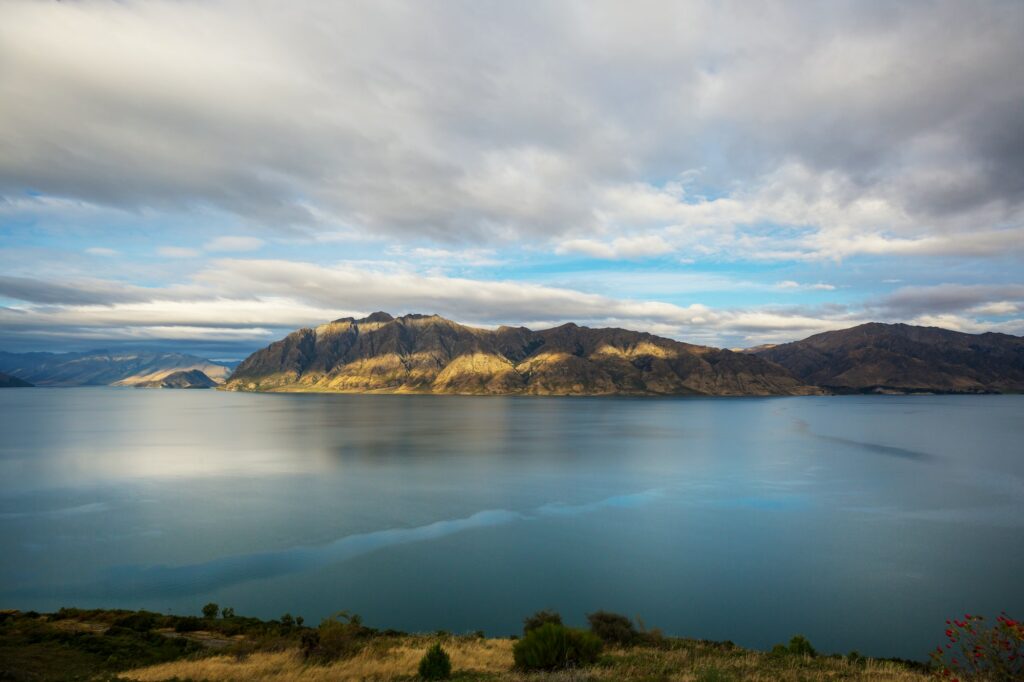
[225,312,818,396]
[0,350,236,387]
[3,317,1021,395]
[226,314,1024,396]
[752,322,1024,394]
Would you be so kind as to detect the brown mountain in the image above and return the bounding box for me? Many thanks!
[0,371,33,388]
[753,322,1024,393]
[225,312,817,396]
[134,369,218,389]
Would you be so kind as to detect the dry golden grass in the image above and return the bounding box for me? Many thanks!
[122,636,514,681]
[120,636,932,682]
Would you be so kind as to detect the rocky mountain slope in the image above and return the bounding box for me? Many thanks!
[225,312,817,396]
[0,350,235,387]
[134,369,218,389]
[0,371,33,387]
[753,322,1024,393]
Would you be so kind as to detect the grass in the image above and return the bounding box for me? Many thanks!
[0,609,932,681]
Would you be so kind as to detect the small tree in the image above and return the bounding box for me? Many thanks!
[769,634,817,658]
[513,622,602,671]
[304,611,368,662]
[587,610,637,646]
[281,613,295,627]
[220,606,235,619]
[788,635,816,657]
[201,602,219,620]
[296,615,304,627]
[524,609,563,634]
[418,642,452,680]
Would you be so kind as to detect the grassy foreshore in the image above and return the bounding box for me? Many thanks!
[0,607,933,681]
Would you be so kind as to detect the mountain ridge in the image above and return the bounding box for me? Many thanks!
[0,350,236,387]
[134,369,219,389]
[224,312,817,396]
[753,322,1024,393]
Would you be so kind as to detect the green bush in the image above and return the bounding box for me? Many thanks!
[770,634,817,658]
[304,611,368,662]
[173,616,202,633]
[787,634,816,657]
[587,610,638,646]
[111,611,158,632]
[417,642,452,680]
[201,602,219,619]
[523,609,563,634]
[512,622,602,671]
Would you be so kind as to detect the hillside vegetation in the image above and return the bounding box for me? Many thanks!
[0,607,935,682]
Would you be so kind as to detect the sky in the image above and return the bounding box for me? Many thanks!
[1,0,1022,359]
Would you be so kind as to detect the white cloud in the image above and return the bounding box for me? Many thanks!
[158,246,201,258]
[203,236,265,252]
[85,247,118,256]
[0,258,900,350]
[775,280,835,291]
[556,235,674,260]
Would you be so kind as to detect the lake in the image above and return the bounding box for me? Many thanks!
[1,388,1021,660]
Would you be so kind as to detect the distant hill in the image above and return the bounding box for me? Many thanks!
[0,350,236,387]
[753,322,1024,393]
[225,312,817,396]
[0,371,33,388]
[133,369,219,389]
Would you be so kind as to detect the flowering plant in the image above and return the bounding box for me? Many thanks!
[930,613,1023,681]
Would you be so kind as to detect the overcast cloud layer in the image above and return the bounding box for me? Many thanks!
[1,0,1021,356]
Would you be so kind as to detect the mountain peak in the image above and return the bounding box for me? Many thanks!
[359,311,395,323]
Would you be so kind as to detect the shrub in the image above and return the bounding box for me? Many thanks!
[173,616,202,632]
[221,606,235,619]
[929,612,1023,681]
[768,635,817,658]
[111,611,158,632]
[280,613,294,628]
[304,611,368,662]
[587,610,638,646]
[523,609,563,634]
[513,622,602,671]
[201,602,219,620]
[418,642,452,680]
[787,634,817,657]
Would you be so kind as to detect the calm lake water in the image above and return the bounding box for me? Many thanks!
[1,389,1022,659]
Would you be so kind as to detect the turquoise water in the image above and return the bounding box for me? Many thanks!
[1,389,1022,659]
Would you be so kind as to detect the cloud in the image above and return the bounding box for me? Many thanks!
[775,280,835,291]
[158,246,201,258]
[85,247,118,257]
[203,236,265,252]
[0,258,867,352]
[4,257,1022,355]
[556,235,674,260]
[869,283,1024,318]
[0,0,1021,261]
